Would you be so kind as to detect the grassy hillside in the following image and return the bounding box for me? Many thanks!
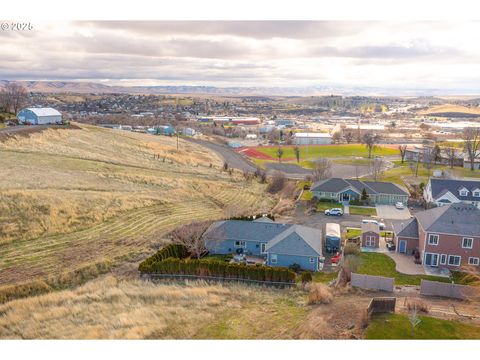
[418,104,480,117]
[0,124,273,293]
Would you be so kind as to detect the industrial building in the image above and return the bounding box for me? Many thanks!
[17,107,62,125]
[293,132,332,145]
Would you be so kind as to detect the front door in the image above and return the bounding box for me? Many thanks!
[342,193,350,202]
[425,253,439,267]
[399,240,407,253]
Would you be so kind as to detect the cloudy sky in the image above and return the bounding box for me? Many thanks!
[1,21,480,91]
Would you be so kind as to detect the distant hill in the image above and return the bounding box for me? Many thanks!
[417,104,480,118]
[2,79,480,96]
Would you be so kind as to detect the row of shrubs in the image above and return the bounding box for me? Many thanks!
[138,244,189,271]
[227,213,275,221]
[139,257,296,283]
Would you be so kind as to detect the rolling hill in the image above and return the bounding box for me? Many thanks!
[0,124,273,298]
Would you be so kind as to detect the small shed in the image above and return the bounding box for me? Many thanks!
[361,222,380,248]
[17,107,62,125]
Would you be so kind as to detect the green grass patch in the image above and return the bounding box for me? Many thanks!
[201,254,233,263]
[357,253,451,286]
[349,206,377,216]
[300,190,313,201]
[366,313,480,339]
[346,228,361,239]
[316,202,344,211]
[254,144,399,160]
[332,158,372,166]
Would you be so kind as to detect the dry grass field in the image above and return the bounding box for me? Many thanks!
[0,124,273,297]
[418,104,480,116]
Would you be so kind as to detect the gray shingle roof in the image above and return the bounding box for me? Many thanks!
[392,218,419,239]
[265,225,322,257]
[203,220,292,243]
[311,177,408,196]
[429,178,480,202]
[415,203,480,236]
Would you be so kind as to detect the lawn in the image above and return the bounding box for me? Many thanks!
[357,253,451,286]
[349,206,377,216]
[346,228,361,239]
[317,201,344,212]
[300,190,313,201]
[253,144,399,160]
[366,313,480,339]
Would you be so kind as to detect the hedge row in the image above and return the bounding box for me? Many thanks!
[139,257,296,283]
[228,213,275,221]
[139,244,189,271]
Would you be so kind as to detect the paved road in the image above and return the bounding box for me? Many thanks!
[185,138,257,172]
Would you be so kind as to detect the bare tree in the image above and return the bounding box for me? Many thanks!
[463,127,480,171]
[408,303,421,338]
[370,157,386,181]
[344,130,355,144]
[444,147,459,169]
[422,146,436,177]
[169,220,213,259]
[331,131,342,144]
[311,158,332,182]
[293,146,301,163]
[398,145,408,164]
[276,147,284,163]
[0,83,28,114]
[267,171,286,194]
[362,132,381,159]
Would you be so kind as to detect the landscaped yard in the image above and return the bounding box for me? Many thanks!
[349,206,377,216]
[346,228,361,239]
[357,253,451,286]
[253,144,399,160]
[366,313,480,339]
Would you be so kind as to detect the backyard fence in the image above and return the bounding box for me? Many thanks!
[140,272,296,288]
[351,273,394,292]
[367,297,396,317]
[420,280,476,300]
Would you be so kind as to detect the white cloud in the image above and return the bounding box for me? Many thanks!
[0,21,479,91]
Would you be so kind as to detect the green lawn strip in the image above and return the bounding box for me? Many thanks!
[332,158,372,166]
[349,206,377,216]
[357,253,450,286]
[255,144,398,160]
[316,202,344,212]
[346,228,361,239]
[366,313,480,339]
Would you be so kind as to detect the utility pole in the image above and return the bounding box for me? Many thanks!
[177,131,179,150]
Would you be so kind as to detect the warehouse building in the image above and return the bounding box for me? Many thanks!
[17,107,62,125]
[293,132,332,145]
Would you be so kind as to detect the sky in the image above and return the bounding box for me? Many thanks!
[1,20,480,92]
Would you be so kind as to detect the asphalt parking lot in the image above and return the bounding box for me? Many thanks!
[375,204,412,220]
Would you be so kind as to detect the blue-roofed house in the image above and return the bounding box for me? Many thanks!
[204,218,323,271]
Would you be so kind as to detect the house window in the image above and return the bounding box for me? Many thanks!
[448,255,461,266]
[234,241,246,248]
[459,189,468,197]
[462,238,473,249]
[440,254,447,265]
[473,191,480,197]
[309,257,315,264]
[468,257,479,266]
[270,254,277,264]
[428,234,439,245]
[260,243,267,254]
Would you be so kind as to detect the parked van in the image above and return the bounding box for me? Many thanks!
[325,223,341,253]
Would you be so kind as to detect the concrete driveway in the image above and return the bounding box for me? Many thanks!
[375,204,412,220]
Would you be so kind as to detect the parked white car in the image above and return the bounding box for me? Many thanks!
[324,208,343,216]
[395,202,405,209]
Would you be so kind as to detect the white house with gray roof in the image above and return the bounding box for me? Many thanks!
[204,218,324,271]
[311,177,409,205]
[424,178,480,209]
